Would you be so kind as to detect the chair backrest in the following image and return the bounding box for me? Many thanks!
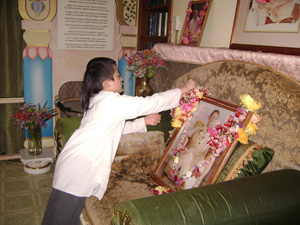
[55,81,83,120]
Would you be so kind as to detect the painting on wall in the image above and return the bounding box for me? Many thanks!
[179,0,212,46]
[244,0,300,32]
[230,0,300,55]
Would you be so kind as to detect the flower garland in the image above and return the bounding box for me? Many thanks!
[153,186,173,195]
[256,0,270,4]
[153,89,261,193]
[182,0,210,44]
[169,91,261,186]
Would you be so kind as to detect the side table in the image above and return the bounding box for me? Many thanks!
[20,148,55,175]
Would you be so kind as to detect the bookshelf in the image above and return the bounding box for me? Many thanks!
[137,0,173,50]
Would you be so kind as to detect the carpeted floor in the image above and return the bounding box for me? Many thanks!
[0,160,54,225]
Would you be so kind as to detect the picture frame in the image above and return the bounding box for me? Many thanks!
[230,0,300,56]
[152,97,252,191]
[178,0,212,46]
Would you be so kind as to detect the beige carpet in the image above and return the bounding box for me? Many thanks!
[0,160,54,225]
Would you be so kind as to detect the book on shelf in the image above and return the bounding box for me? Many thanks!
[164,12,168,36]
[148,14,153,36]
[147,12,168,37]
[157,13,162,36]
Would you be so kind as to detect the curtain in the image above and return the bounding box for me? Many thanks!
[0,0,26,154]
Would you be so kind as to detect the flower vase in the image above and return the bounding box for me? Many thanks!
[136,77,153,97]
[27,127,42,155]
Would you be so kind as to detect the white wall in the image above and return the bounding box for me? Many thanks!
[50,8,121,98]
[171,0,238,48]
[51,0,238,96]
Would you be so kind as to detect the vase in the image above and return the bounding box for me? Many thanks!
[27,127,42,155]
[136,77,153,97]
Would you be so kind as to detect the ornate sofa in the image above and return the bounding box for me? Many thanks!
[55,45,300,224]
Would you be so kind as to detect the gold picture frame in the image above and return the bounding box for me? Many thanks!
[178,0,212,46]
[152,97,252,191]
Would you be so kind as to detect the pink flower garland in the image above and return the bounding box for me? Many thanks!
[168,89,257,187]
[256,0,270,4]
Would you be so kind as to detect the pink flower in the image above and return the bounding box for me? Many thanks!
[176,178,184,186]
[251,113,260,124]
[208,127,218,136]
[181,103,194,113]
[256,0,270,4]
[183,36,189,44]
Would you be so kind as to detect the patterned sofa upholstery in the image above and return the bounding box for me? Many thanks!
[109,50,300,224]
[55,47,300,224]
[154,60,300,172]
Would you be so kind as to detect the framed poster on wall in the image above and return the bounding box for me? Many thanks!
[230,0,300,55]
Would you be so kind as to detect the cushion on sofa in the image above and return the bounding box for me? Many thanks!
[216,141,274,183]
[111,131,166,176]
[146,110,173,143]
[54,116,82,153]
[55,117,166,176]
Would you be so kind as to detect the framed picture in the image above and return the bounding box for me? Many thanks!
[152,97,252,191]
[230,0,300,55]
[179,0,212,46]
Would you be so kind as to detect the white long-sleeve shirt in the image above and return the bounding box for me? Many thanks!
[53,88,181,199]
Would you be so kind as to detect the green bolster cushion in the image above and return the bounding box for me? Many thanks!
[55,117,82,153]
[112,169,300,225]
[216,140,274,183]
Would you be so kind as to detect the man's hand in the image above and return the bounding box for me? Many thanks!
[144,113,162,126]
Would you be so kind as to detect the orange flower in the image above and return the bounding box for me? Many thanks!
[237,128,248,144]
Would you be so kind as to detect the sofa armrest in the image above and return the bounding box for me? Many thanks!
[112,131,166,177]
[112,169,300,225]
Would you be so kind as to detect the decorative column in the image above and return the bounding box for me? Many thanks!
[116,0,137,96]
[18,0,57,137]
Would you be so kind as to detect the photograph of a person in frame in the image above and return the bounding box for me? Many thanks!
[163,99,237,191]
[245,0,300,32]
[181,1,209,45]
[188,9,201,42]
[177,110,220,189]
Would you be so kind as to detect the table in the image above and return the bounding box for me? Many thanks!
[19,148,55,175]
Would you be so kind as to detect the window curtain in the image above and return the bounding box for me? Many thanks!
[0,0,26,155]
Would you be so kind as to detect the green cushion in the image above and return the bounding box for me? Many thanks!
[216,141,274,183]
[55,110,173,152]
[147,110,173,142]
[112,169,300,225]
[55,116,82,153]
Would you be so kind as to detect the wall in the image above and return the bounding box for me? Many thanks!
[51,0,237,97]
[50,7,122,98]
[171,0,238,48]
